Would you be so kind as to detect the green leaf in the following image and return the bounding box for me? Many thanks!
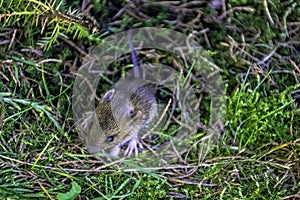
[57,182,81,200]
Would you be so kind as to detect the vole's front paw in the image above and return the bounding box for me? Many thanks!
[124,137,143,157]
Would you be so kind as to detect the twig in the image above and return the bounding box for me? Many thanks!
[8,29,17,50]
[263,0,275,26]
[58,35,88,56]
[217,6,255,20]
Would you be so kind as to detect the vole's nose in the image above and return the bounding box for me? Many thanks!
[87,146,101,154]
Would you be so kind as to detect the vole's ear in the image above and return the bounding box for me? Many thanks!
[102,89,115,102]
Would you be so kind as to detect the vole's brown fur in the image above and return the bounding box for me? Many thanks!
[85,78,157,156]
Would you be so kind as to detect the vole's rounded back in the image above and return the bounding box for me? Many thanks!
[86,78,157,154]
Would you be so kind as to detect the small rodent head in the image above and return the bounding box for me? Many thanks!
[86,87,143,153]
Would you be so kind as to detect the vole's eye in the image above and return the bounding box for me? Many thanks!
[129,109,134,117]
[106,136,114,143]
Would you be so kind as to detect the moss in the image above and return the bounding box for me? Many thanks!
[226,76,297,149]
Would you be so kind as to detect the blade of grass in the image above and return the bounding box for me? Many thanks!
[32,134,55,169]
[38,181,54,200]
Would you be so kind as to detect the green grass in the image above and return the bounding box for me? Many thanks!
[0,0,299,199]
